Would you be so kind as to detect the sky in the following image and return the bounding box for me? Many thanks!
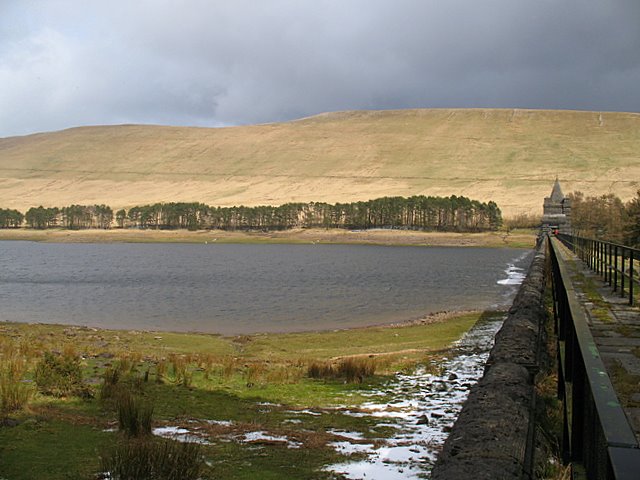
[1,0,639,138]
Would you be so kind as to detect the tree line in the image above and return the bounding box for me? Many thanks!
[568,190,640,246]
[0,208,24,228]
[0,195,502,232]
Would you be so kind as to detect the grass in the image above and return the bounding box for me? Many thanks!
[1,109,639,217]
[0,419,113,479]
[0,310,487,479]
[239,312,479,362]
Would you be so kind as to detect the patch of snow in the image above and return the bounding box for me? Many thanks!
[239,431,303,449]
[153,426,211,445]
[325,312,508,479]
[327,429,367,441]
[331,441,375,456]
[206,419,233,427]
[293,409,321,416]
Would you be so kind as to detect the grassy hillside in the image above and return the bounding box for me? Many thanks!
[1,108,638,216]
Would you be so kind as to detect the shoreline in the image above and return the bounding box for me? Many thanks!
[0,309,491,339]
[0,227,536,248]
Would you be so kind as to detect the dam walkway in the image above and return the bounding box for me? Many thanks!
[556,239,640,441]
[553,236,640,463]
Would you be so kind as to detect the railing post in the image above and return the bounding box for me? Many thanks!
[629,250,634,306]
[613,245,618,293]
[605,243,609,284]
[621,249,626,299]
[600,241,603,276]
[607,243,612,285]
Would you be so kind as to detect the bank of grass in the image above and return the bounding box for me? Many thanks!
[0,311,485,479]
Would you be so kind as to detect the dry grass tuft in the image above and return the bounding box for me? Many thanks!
[0,355,33,414]
[307,357,377,383]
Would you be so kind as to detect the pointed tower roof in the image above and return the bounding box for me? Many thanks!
[549,178,565,202]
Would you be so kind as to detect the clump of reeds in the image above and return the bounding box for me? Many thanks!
[307,361,334,380]
[220,356,237,381]
[244,362,267,386]
[116,391,154,437]
[34,351,85,397]
[100,438,203,480]
[154,359,167,384]
[337,357,376,382]
[265,364,305,385]
[307,357,377,383]
[99,355,148,402]
[0,356,34,414]
[99,366,122,401]
[168,354,193,388]
[195,353,219,381]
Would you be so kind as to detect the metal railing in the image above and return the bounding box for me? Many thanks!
[548,236,640,479]
[556,234,639,306]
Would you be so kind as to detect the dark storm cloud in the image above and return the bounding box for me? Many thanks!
[1,0,639,137]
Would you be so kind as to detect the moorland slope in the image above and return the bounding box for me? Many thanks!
[1,108,638,216]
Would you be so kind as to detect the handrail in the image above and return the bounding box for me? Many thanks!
[548,236,640,479]
[556,234,639,306]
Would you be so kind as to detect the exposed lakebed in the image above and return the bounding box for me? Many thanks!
[0,242,531,334]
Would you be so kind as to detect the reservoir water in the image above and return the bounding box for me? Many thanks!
[0,241,532,334]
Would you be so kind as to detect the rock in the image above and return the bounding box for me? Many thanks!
[416,414,430,425]
[448,373,458,381]
[436,382,449,392]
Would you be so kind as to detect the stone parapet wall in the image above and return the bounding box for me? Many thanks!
[431,242,548,479]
